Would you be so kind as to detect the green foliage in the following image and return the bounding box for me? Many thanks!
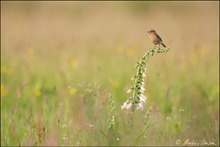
[1,2,219,146]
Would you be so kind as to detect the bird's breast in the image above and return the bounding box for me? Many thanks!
[149,34,161,44]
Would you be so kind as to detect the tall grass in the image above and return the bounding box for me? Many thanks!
[1,1,219,146]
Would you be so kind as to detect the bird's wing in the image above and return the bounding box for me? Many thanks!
[155,34,163,42]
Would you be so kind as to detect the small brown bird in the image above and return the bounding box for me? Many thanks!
[147,29,166,49]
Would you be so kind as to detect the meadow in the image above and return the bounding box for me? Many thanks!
[1,1,219,146]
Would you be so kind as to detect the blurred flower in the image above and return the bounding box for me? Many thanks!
[34,89,41,97]
[1,65,13,76]
[121,100,132,110]
[89,123,94,128]
[140,86,145,93]
[85,88,92,93]
[62,135,68,143]
[62,124,67,128]
[136,102,144,110]
[179,109,184,113]
[69,88,77,95]
[68,58,78,69]
[1,83,8,97]
[77,140,82,145]
[166,116,171,120]
[127,89,131,93]
[139,94,147,103]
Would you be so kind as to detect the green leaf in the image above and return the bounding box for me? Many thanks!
[175,123,181,133]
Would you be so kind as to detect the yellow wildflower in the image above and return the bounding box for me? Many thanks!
[1,84,8,97]
[34,89,41,97]
[1,65,13,76]
[69,88,77,95]
[68,59,78,69]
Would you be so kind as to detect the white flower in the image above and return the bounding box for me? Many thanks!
[127,89,132,93]
[140,86,145,93]
[136,102,143,110]
[139,94,146,103]
[166,116,171,120]
[121,100,132,110]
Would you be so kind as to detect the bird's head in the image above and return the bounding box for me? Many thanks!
[147,29,156,33]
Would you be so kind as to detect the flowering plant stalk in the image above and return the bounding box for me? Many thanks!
[121,47,170,111]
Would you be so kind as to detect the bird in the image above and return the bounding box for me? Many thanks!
[147,29,166,49]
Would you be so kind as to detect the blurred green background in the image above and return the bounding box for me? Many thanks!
[1,1,219,146]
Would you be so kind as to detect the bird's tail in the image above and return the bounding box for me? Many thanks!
[161,43,166,48]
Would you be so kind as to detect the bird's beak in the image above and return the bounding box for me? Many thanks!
[147,31,150,33]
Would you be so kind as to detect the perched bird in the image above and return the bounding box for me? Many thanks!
[147,29,166,48]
